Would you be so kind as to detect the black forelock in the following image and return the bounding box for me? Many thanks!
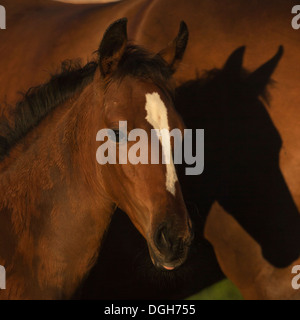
[103,44,175,98]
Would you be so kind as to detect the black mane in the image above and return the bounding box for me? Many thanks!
[0,60,97,161]
[0,45,173,161]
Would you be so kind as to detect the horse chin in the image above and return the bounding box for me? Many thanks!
[148,245,187,272]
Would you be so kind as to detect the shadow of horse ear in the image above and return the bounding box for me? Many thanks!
[223,46,246,78]
[246,46,284,97]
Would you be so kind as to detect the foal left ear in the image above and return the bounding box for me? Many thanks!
[98,18,128,78]
[158,21,189,73]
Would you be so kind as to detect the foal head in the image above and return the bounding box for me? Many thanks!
[92,19,193,270]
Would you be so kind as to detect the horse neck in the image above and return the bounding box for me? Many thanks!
[0,82,115,299]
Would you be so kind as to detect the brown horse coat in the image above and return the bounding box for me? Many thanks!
[1,0,299,299]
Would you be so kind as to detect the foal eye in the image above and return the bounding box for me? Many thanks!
[108,130,127,143]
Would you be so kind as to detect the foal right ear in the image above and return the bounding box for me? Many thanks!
[158,21,189,74]
[98,18,128,79]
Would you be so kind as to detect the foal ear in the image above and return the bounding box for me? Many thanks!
[246,46,284,96]
[158,21,189,73]
[98,18,128,78]
[223,46,246,78]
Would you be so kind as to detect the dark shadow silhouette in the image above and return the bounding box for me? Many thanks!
[74,46,300,299]
[177,45,300,268]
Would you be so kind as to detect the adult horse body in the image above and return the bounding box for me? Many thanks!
[1,0,300,299]
[0,15,193,299]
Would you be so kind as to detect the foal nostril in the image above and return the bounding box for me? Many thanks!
[151,222,191,269]
[154,224,171,251]
[154,223,186,257]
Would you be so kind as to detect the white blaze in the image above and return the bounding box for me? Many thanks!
[145,92,178,196]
